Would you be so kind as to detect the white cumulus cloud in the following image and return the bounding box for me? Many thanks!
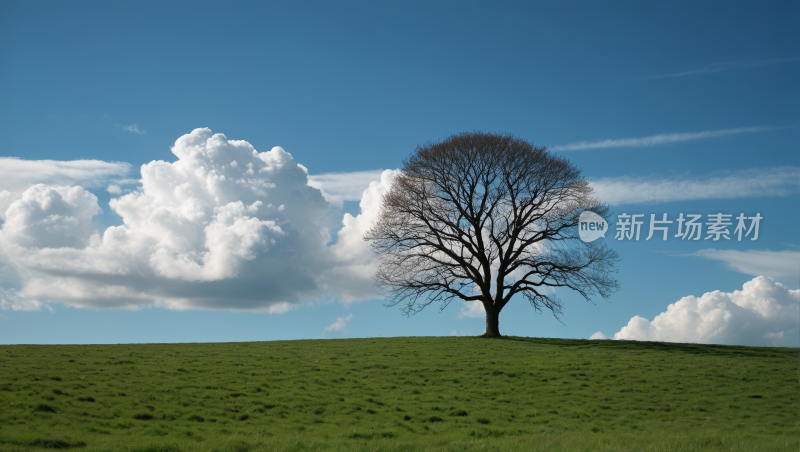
[0,157,130,220]
[1,185,100,249]
[459,300,485,319]
[591,166,800,205]
[323,169,398,303]
[0,288,53,313]
[613,276,800,347]
[0,128,385,312]
[589,331,607,340]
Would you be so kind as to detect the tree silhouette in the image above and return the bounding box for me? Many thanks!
[365,131,620,337]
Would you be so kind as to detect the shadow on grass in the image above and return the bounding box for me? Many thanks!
[500,336,798,359]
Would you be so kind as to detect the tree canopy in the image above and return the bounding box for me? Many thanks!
[364,131,620,337]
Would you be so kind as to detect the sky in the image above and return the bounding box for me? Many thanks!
[0,1,798,346]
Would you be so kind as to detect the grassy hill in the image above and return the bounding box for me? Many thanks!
[0,337,796,451]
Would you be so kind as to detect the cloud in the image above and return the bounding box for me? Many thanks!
[692,249,800,282]
[107,179,141,196]
[0,128,385,312]
[122,124,145,135]
[551,126,774,151]
[0,157,131,219]
[0,288,53,312]
[324,169,398,303]
[450,329,458,336]
[324,314,353,333]
[1,185,100,248]
[591,166,800,205]
[0,157,127,193]
[112,179,142,186]
[644,58,794,79]
[613,276,799,347]
[589,331,606,340]
[307,170,385,208]
[459,300,485,319]
[306,165,799,218]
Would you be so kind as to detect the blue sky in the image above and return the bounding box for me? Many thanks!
[0,1,798,346]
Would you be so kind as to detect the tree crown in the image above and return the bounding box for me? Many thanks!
[365,131,619,323]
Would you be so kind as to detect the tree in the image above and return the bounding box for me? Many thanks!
[364,131,620,337]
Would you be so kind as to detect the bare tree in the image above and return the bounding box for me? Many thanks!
[364,131,620,337]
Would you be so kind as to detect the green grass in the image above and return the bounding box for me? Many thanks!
[0,337,797,451]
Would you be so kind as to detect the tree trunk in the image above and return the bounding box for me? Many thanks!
[480,307,501,338]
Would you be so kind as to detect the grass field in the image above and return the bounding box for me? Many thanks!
[0,336,797,451]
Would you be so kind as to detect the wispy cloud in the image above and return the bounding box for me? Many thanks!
[112,178,142,186]
[551,126,776,151]
[305,165,800,208]
[691,249,800,283]
[592,166,800,205]
[0,157,132,192]
[308,170,385,207]
[324,314,354,333]
[645,58,794,79]
[122,124,145,135]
